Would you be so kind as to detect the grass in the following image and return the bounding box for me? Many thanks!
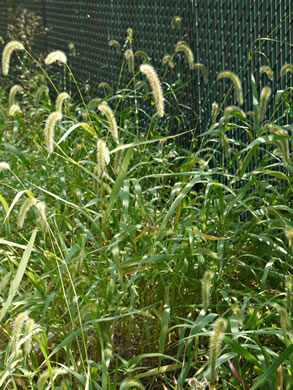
[0,26,292,390]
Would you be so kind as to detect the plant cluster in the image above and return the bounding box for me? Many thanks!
[0,13,292,390]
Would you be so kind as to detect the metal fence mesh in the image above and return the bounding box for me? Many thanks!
[0,0,292,145]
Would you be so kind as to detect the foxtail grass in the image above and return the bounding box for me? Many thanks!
[2,40,24,76]
[217,71,243,105]
[140,63,164,118]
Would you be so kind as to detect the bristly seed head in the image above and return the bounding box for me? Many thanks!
[98,103,118,143]
[8,85,23,107]
[209,317,227,384]
[260,65,273,81]
[175,41,194,70]
[44,111,63,155]
[124,49,134,73]
[201,271,214,311]
[280,64,293,78]
[0,162,10,172]
[258,86,271,122]
[2,40,24,76]
[45,50,67,66]
[56,92,70,113]
[217,71,243,106]
[140,63,164,118]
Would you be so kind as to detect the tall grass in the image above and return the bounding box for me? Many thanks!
[0,25,292,390]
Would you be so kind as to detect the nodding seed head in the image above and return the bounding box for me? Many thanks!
[217,71,243,106]
[140,64,164,118]
[2,40,24,76]
[45,50,67,65]
[44,111,63,155]
[260,65,273,81]
[280,64,293,78]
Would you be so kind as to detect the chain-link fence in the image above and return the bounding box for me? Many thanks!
[0,1,292,145]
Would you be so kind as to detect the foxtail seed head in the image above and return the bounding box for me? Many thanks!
[258,86,271,122]
[268,125,290,167]
[56,92,70,113]
[140,64,164,118]
[224,106,246,120]
[17,198,37,230]
[202,271,214,311]
[162,55,175,70]
[171,16,181,29]
[11,311,29,354]
[209,317,227,384]
[0,162,10,172]
[260,65,273,81]
[135,50,150,64]
[45,50,67,65]
[127,28,133,41]
[192,63,208,83]
[36,201,48,233]
[124,49,134,73]
[2,40,24,76]
[8,103,21,116]
[217,71,243,106]
[109,40,121,55]
[98,82,113,95]
[8,85,23,107]
[96,139,108,177]
[98,103,118,143]
[284,225,293,242]
[24,318,35,356]
[38,368,68,390]
[44,111,62,155]
[211,102,219,124]
[175,41,194,70]
[280,64,293,78]
[0,272,11,294]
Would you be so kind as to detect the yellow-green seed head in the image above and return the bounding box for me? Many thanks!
[11,311,29,354]
[135,50,150,63]
[224,106,246,120]
[140,64,164,118]
[8,85,23,107]
[38,368,68,390]
[124,49,134,73]
[8,104,21,116]
[56,92,70,113]
[217,71,243,106]
[109,40,121,55]
[0,162,10,172]
[171,16,181,29]
[98,82,113,96]
[258,86,271,122]
[280,64,293,78]
[175,41,194,70]
[260,65,273,81]
[162,55,175,70]
[2,40,24,76]
[17,198,37,230]
[192,63,208,83]
[98,103,118,143]
[44,111,62,155]
[45,50,67,65]
[209,317,227,384]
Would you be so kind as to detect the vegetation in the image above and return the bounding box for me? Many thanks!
[0,10,292,390]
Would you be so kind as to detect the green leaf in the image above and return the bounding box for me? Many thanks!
[0,229,37,322]
[105,147,133,219]
[251,344,293,389]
